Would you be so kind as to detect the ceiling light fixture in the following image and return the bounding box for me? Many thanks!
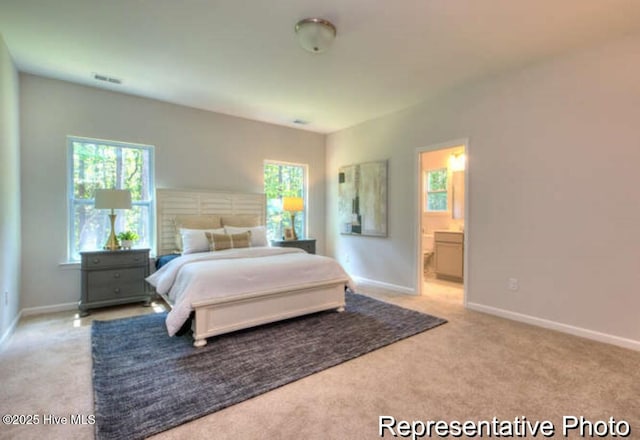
[295,18,337,53]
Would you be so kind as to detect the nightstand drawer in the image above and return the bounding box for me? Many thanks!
[296,241,315,253]
[87,268,147,302]
[270,239,316,254]
[83,251,147,269]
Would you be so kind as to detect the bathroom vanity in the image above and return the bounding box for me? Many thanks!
[434,230,464,282]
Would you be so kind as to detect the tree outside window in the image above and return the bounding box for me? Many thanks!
[264,161,307,241]
[425,168,448,212]
[68,137,155,260]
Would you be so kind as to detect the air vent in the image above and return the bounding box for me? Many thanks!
[93,73,122,85]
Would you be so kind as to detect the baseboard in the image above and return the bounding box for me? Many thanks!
[1,301,81,349]
[21,302,78,317]
[467,302,640,352]
[0,310,23,350]
[351,276,416,296]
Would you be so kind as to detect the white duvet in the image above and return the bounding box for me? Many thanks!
[146,247,354,336]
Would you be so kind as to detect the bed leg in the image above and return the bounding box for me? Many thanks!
[193,338,207,348]
[337,306,345,313]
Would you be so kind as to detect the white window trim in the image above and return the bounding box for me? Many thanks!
[66,135,156,261]
[425,168,449,213]
[264,159,309,239]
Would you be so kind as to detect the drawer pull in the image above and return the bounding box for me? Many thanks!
[93,258,100,264]
[133,257,140,261]
[114,288,121,294]
[114,273,120,279]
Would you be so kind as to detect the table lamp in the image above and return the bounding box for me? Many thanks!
[282,196,304,240]
[94,189,132,250]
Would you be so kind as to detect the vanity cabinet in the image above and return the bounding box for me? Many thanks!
[434,231,464,282]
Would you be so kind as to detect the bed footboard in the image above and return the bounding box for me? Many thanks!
[191,281,346,347]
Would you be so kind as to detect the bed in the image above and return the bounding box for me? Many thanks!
[147,189,353,347]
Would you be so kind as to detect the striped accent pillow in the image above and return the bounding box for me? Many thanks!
[205,231,252,251]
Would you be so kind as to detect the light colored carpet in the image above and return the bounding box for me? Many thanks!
[1,281,639,439]
[91,292,445,439]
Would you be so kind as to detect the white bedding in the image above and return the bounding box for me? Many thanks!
[146,247,354,336]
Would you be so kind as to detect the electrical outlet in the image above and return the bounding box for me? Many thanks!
[4,291,7,306]
[344,254,350,263]
[508,278,519,291]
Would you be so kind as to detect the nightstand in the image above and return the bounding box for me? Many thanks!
[270,239,316,254]
[79,248,151,316]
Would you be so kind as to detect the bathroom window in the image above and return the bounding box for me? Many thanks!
[425,168,448,212]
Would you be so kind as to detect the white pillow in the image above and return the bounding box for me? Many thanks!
[180,228,225,254]
[224,225,268,247]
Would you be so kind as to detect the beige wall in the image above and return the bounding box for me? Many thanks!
[327,33,640,345]
[0,33,21,343]
[19,74,326,309]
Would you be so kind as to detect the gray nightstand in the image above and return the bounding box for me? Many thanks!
[270,239,316,254]
[79,248,151,316]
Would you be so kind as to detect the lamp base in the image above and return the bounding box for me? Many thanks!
[290,212,299,240]
[104,213,120,251]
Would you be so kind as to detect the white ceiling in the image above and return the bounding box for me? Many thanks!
[2,0,640,134]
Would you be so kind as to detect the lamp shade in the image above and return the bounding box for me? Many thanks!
[295,18,336,53]
[283,196,304,212]
[94,189,132,210]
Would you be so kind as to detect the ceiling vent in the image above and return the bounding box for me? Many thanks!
[93,73,122,85]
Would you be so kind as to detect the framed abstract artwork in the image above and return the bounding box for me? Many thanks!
[338,160,388,237]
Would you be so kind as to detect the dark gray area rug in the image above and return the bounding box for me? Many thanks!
[91,292,446,440]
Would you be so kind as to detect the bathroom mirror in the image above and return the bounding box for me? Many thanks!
[452,170,465,220]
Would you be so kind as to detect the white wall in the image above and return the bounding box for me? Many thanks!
[327,33,640,345]
[19,74,326,309]
[0,33,21,343]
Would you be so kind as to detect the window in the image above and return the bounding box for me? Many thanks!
[264,161,307,241]
[68,136,155,260]
[425,168,448,212]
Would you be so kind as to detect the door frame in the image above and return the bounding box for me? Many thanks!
[415,138,470,305]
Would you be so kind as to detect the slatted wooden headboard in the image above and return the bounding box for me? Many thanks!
[156,188,266,255]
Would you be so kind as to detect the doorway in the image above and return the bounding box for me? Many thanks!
[416,139,468,304]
